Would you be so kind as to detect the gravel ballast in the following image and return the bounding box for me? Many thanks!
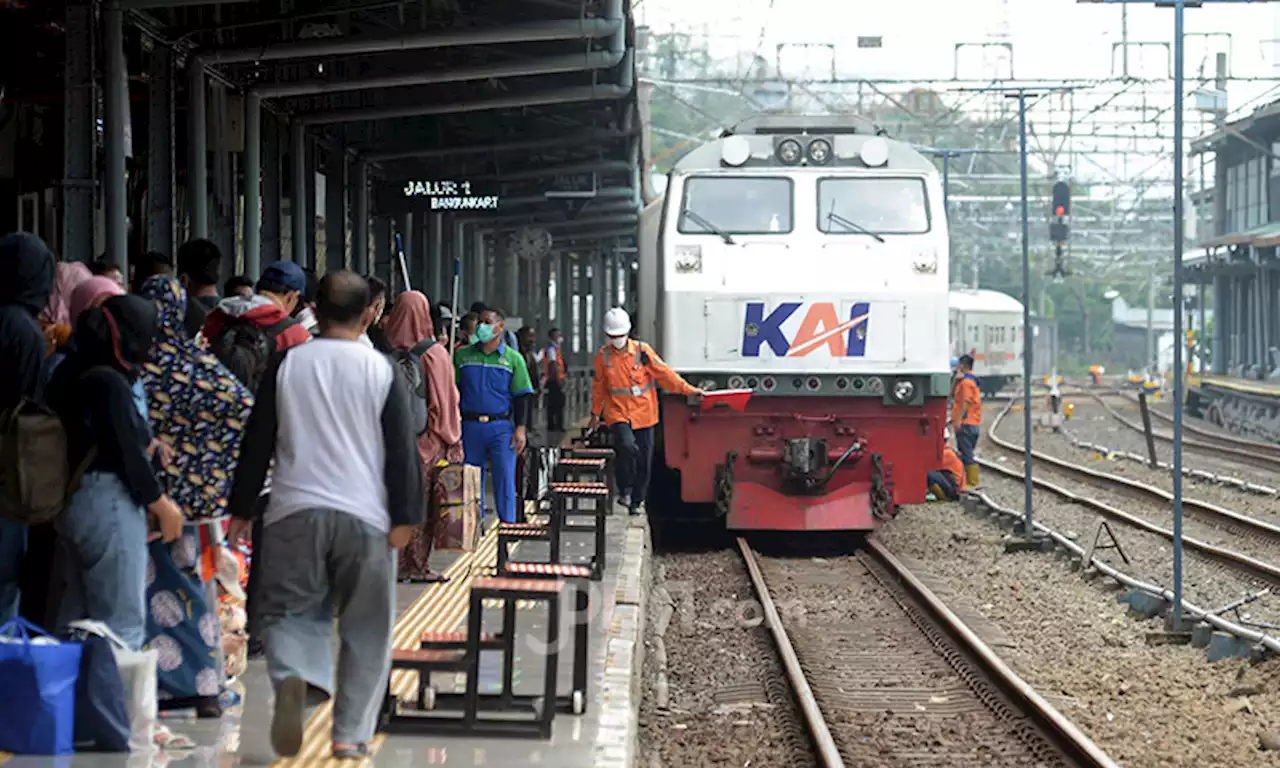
[637,550,812,767]
[879,502,1280,767]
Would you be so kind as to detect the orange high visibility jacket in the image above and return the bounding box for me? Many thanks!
[951,373,982,427]
[543,344,566,386]
[591,338,698,430]
[941,445,966,492]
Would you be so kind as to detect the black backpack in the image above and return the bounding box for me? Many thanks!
[392,339,436,436]
[211,316,297,392]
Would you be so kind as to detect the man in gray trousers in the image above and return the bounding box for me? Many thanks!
[227,270,424,760]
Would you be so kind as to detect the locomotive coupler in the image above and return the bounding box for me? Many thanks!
[781,437,829,494]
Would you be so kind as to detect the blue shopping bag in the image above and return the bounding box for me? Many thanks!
[0,618,83,755]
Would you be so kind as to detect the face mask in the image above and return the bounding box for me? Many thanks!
[475,324,497,344]
[609,336,627,349]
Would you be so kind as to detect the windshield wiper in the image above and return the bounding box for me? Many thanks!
[825,200,886,243]
[680,209,736,245]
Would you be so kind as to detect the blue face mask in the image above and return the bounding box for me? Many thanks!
[475,323,497,344]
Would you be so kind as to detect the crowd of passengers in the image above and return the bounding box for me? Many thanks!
[0,230,604,759]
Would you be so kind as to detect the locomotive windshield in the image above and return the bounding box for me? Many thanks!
[678,176,793,235]
[817,177,931,235]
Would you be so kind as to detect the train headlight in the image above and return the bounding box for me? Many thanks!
[673,245,702,274]
[859,136,889,168]
[806,138,832,165]
[891,379,915,404]
[721,135,751,167]
[776,138,803,165]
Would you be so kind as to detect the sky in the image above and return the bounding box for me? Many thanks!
[636,0,1280,116]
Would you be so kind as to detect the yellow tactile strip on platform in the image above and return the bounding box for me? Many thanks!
[278,525,500,765]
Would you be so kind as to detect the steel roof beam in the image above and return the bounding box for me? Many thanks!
[299,82,632,126]
[364,129,633,162]
[253,50,624,99]
[191,18,623,67]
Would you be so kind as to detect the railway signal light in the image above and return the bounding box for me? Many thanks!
[1051,181,1070,217]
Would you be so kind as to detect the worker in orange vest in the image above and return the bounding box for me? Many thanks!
[951,354,982,487]
[588,308,703,516]
[927,430,967,501]
[1089,364,1104,387]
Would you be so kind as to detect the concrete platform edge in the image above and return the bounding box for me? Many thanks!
[592,518,651,768]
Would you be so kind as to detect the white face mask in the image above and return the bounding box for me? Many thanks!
[609,336,627,349]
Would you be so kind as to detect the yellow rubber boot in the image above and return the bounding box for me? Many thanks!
[928,483,946,501]
[965,464,980,488]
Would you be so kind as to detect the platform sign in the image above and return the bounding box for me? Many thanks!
[375,179,500,214]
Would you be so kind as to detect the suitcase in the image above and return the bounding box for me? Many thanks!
[432,463,481,551]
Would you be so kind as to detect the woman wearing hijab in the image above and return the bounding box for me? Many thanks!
[45,295,184,650]
[38,261,93,355]
[138,275,256,717]
[384,291,462,583]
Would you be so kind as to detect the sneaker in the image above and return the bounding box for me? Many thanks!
[616,493,631,510]
[271,676,307,757]
[629,501,646,516]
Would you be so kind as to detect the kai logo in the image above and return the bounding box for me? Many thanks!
[742,301,871,358]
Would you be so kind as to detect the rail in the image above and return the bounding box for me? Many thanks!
[984,399,1280,585]
[737,536,1120,768]
[736,538,844,768]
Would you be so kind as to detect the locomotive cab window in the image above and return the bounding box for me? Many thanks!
[817,177,931,235]
[677,176,794,235]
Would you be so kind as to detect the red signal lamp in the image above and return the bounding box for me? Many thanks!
[1055,205,1066,216]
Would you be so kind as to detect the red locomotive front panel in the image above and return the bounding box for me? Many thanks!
[661,395,947,532]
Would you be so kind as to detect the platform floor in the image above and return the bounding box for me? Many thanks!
[1195,374,1280,398]
[0,502,649,768]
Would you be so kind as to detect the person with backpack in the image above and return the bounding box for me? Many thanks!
[202,261,311,391]
[384,291,462,583]
[0,232,55,624]
[138,275,256,718]
[44,295,184,650]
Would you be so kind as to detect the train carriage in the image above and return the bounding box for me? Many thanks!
[948,287,1025,396]
[636,114,951,532]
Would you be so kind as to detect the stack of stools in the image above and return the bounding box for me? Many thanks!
[497,479,611,580]
[382,575,590,738]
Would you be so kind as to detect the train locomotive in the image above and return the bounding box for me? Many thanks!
[636,114,951,532]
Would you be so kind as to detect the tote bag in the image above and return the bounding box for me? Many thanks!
[0,618,83,755]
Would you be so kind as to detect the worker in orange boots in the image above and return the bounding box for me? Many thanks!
[928,430,967,501]
[951,354,982,488]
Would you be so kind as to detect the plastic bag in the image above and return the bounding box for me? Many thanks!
[0,617,83,755]
[67,620,157,753]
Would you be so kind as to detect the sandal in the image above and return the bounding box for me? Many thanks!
[153,724,196,750]
[332,743,372,760]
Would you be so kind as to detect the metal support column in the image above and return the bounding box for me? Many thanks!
[290,121,307,265]
[1199,279,1208,375]
[261,113,281,270]
[1170,0,1187,630]
[397,213,414,291]
[103,1,129,271]
[1212,275,1226,374]
[591,254,606,346]
[62,2,95,262]
[325,149,347,273]
[146,45,175,257]
[352,160,369,275]
[187,57,208,240]
[505,244,521,316]
[470,225,486,306]
[428,213,444,300]
[577,259,591,363]
[556,254,572,334]
[209,83,234,271]
[1015,90,1034,532]
[243,93,262,278]
[305,147,317,269]
[373,217,391,283]
[1146,264,1156,372]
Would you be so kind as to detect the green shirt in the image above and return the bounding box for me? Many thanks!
[454,341,534,415]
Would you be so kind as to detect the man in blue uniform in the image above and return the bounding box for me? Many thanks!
[454,308,534,524]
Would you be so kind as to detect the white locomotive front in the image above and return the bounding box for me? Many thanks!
[638,115,952,532]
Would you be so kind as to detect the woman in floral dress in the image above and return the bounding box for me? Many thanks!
[138,276,255,718]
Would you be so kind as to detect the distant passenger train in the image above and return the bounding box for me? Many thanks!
[636,114,951,533]
[948,287,1024,396]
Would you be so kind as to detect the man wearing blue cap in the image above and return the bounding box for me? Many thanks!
[203,260,313,390]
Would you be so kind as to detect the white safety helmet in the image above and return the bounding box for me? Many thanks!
[603,307,632,337]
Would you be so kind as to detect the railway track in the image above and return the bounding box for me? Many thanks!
[1077,388,1280,472]
[983,401,1280,589]
[736,537,1118,768]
